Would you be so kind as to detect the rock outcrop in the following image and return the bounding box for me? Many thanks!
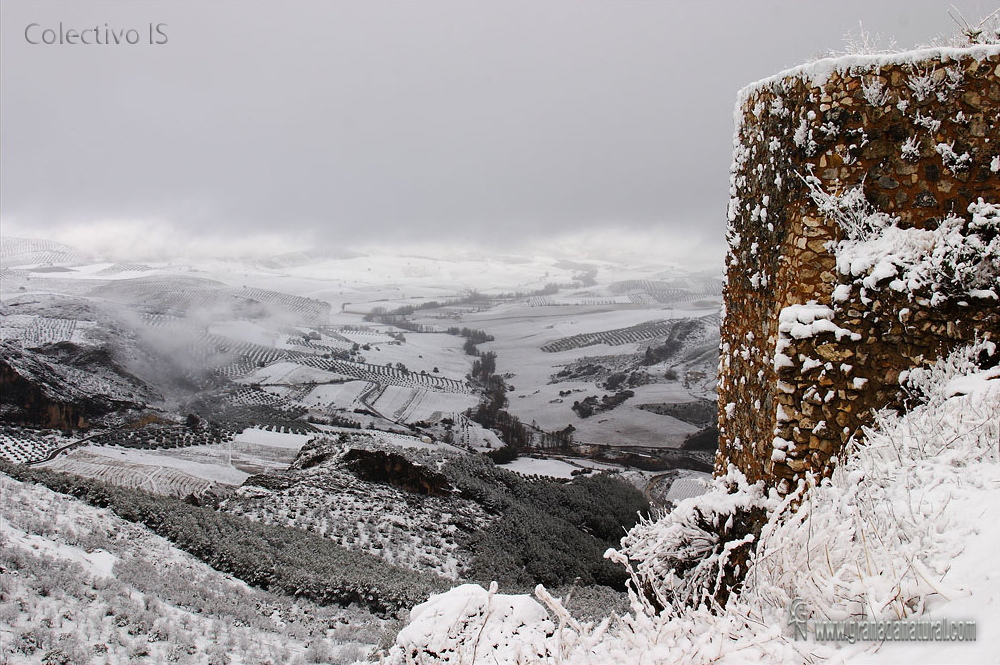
[0,340,154,429]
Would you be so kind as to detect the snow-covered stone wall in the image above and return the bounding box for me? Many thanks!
[718,45,1000,491]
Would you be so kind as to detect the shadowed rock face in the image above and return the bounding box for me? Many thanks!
[343,448,453,496]
[0,340,153,430]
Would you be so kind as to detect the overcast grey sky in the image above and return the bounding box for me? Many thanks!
[2,0,997,263]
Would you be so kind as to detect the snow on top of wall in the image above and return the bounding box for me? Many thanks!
[738,44,1000,107]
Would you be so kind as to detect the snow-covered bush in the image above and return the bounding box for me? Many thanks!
[900,135,921,161]
[804,177,1000,300]
[904,336,998,405]
[835,198,1000,300]
[392,583,556,663]
[801,175,891,243]
[610,465,778,614]
[749,338,999,625]
[861,76,892,106]
[945,6,1000,46]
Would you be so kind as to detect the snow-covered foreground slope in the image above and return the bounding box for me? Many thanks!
[385,343,999,664]
[0,473,388,664]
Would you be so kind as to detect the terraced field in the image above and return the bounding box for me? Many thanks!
[371,386,478,424]
[43,449,216,497]
[540,314,721,354]
[606,278,725,305]
[291,355,470,393]
[0,315,81,346]
[96,263,154,275]
[541,319,677,353]
[337,329,398,345]
[0,267,31,288]
[228,385,297,407]
[0,236,87,267]
[89,278,331,325]
[231,286,331,324]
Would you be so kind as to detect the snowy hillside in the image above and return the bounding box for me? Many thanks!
[0,473,387,664]
[385,341,1000,664]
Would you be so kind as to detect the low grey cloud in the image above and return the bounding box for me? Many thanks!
[1,0,994,263]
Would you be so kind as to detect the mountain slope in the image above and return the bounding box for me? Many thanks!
[0,472,387,664]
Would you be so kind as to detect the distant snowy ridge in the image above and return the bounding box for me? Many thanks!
[0,235,89,267]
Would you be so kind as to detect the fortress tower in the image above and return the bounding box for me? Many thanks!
[717,45,1000,491]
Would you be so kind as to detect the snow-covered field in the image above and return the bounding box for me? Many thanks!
[238,361,354,386]
[42,448,231,496]
[568,402,700,448]
[61,443,249,480]
[494,455,631,480]
[664,472,711,502]
[498,456,582,479]
[231,426,312,450]
[208,320,281,347]
[36,429,315,496]
[357,332,473,380]
[372,386,479,424]
[3,235,720,458]
[301,380,370,409]
[417,298,719,445]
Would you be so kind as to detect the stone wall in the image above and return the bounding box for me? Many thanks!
[717,45,1000,491]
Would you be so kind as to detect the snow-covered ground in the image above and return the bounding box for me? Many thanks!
[495,454,638,481]
[385,343,1000,664]
[498,457,582,479]
[301,380,370,408]
[238,361,354,386]
[0,473,384,664]
[357,331,473,380]
[372,386,479,423]
[231,426,312,449]
[43,445,250,493]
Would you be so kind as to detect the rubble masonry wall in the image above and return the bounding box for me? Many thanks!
[717,46,1000,491]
